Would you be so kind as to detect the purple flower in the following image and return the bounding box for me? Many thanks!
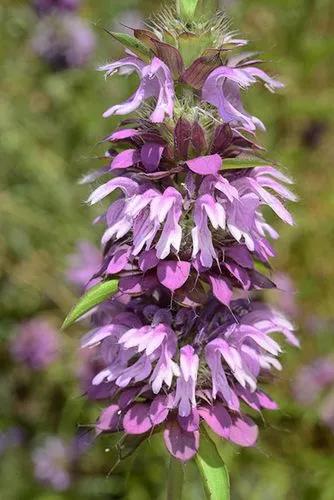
[72,5,297,463]
[86,138,295,300]
[76,346,116,400]
[100,56,175,122]
[174,346,199,417]
[32,14,95,70]
[10,318,59,370]
[66,240,101,289]
[84,295,296,461]
[202,62,284,132]
[88,181,183,259]
[33,0,80,16]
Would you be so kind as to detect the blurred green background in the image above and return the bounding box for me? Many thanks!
[0,0,334,498]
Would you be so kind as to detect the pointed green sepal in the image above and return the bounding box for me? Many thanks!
[105,31,151,60]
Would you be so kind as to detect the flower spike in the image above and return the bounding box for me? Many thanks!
[68,0,296,468]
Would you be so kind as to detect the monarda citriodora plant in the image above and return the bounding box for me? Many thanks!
[64,0,297,496]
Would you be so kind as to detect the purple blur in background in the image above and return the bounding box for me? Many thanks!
[272,272,298,318]
[32,432,93,490]
[293,356,334,432]
[33,437,72,491]
[33,0,80,16]
[112,9,145,33]
[31,14,95,71]
[294,357,334,404]
[10,318,59,370]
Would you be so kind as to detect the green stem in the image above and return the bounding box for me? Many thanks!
[166,457,184,500]
[176,0,198,20]
[176,0,218,20]
[196,0,219,15]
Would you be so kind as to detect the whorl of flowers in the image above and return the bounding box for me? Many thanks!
[78,6,298,461]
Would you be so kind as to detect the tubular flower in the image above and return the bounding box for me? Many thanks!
[74,5,297,462]
[86,296,296,460]
[100,57,174,123]
[202,62,284,132]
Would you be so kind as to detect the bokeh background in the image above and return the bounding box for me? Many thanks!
[1,0,334,498]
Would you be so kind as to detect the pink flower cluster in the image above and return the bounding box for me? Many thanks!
[77,12,297,461]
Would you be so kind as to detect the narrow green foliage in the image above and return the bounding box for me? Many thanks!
[166,457,184,500]
[62,280,118,329]
[195,429,230,500]
[106,31,151,60]
[223,157,270,169]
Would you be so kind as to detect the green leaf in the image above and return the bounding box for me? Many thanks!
[223,157,270,169]
[106,31,151,60]
[176,0,199,20]
[195,429,230,500]
[62,280,118,329]
[167,457,184,500]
